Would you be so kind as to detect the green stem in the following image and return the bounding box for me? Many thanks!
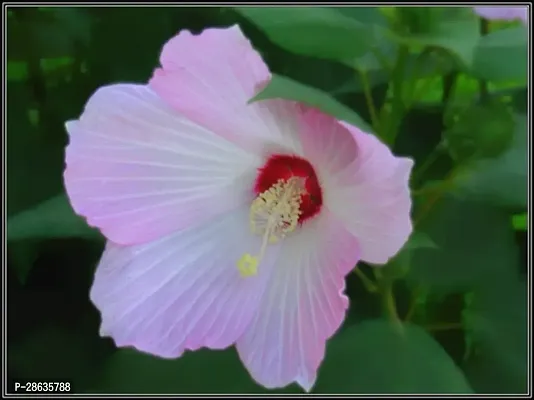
[478,19,490,103]
[479,78,489,103]
[360,69,380,133]
[373,268,401,326]
[404,285,424,322]
[383,281,398,319]
[411,147,441,186]
[369,45,412,331]
[404,48,428,109]
[442,71,458,105]
[381,279,403,332]
[354,268,378,293]
[413,71,461,226]
[414,163,462,228]
[373,267,383,280]
[405,283,437,325]
[382,45,410,146]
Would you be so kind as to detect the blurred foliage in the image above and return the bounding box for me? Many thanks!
[6,6,528,395]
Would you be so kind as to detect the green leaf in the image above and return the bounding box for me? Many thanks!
[463,276,527,393]
[88,348,299,394]
[453,113,527,208]
[330,6,388,26]
[408,196,519,293]
[404,231,439,252]
[471,26,527,85]
[384,231,438,279]
[251,74,371,132]
[235,7,378,64]
[390,8,480,67]
[314,319,473,393]
[88,320,473,394]
[7,194,101,241]
[443,100,515,162]
[330,41,454,94]
[393,7,442,35]
[512,213,527,231]
[327,6,397,72]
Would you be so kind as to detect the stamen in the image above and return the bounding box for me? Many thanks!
[237,177,306,277]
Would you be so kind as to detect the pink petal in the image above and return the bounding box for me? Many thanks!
[474,7,528,24]
[64,84,259,245]
[149,25,302,156]
[91,206,278,358]
[296,106,358,184]
[325,122,414,265]
[236,209,359,392]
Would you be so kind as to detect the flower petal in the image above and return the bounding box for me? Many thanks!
[149,25,302,155]
[296,106,358,182]
[474,6,528,24]
[236,209,359,392]
[91,206,277,358]
[64,84,259,245]
[325,123,414,265]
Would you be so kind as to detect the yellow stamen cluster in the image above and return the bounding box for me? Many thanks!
[237,177,305,278]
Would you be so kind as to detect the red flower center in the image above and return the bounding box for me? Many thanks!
[254,154,323,223]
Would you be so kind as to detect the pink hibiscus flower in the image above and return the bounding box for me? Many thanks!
[64,25,413,391]
[473,6,528,24]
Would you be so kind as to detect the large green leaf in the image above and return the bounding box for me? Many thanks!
[314,319,473,393]
[251,74,371,132]
[329,6,388,26]
[7,194,101,242]
[235,7,379,64]
[89,320,472,394]
[326,6,397,72]
[463,276,527,393]
[388,8,480,67]
[408,196,519,293]
[471,26,527,85]
[452,113,527,209]
[233,8,391,96]
[87,348,299,394]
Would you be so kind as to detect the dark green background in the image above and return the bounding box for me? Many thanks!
[6,7,528,394]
